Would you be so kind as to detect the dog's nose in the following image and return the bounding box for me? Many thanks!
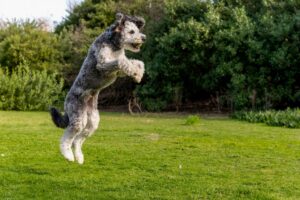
[141,35,146,42]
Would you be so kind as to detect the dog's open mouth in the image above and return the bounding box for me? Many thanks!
[131,43,143,50]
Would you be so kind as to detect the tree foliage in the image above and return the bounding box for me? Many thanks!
[0,20,63,73]
[55,0,300,111]
[138,0,300,111]
[1,0,299,111]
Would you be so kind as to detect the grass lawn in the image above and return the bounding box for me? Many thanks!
[0,111,299,200]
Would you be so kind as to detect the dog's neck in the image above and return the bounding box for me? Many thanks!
[109,30,124,51]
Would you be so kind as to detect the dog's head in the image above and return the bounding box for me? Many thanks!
[111,13,146,52]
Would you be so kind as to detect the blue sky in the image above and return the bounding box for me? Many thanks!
[0,0,82,24]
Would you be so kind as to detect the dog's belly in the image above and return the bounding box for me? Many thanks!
[81,67,118,91]
[65,72,117,105]
[97,73,118,91]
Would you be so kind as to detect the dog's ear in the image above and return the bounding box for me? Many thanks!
[116,12,124,23]
[134,17,145,30]
[114,12,125,32]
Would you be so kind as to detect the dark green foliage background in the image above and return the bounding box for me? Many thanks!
[138,0,300,111]
[0,0,299,111]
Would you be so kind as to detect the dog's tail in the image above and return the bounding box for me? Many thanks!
[49,107,69,129]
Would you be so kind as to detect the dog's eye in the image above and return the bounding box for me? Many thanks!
[129,30,135,34]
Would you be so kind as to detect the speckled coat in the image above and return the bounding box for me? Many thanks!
[50,13,146,164]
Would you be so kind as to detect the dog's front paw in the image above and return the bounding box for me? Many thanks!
[119,57,145,83]
[130,60,145,83]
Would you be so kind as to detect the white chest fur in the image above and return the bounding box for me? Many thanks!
[98,45,125,63]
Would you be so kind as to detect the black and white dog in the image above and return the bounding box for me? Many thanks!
[50,13,146,164]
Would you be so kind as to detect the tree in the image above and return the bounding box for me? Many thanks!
[137,0,300,111]
[0,20,63,73]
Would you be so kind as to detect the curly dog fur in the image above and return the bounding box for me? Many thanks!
[50,13,146,164]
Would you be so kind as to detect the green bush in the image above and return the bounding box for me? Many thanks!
[136,0,300,111]
[184,115,201,125]
[232,109,300,128]
[0,65,64,111]
[0,20,64,73]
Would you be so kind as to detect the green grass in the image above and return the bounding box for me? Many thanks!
[0,111,300,200]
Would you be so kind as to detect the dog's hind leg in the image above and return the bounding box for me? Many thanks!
[60,112,87,162]
[73,95,100,164]
[73,109,100,164]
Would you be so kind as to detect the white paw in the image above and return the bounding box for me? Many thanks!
[60,144,75,162]
[130,60,144,83]
[75,151,84,164]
